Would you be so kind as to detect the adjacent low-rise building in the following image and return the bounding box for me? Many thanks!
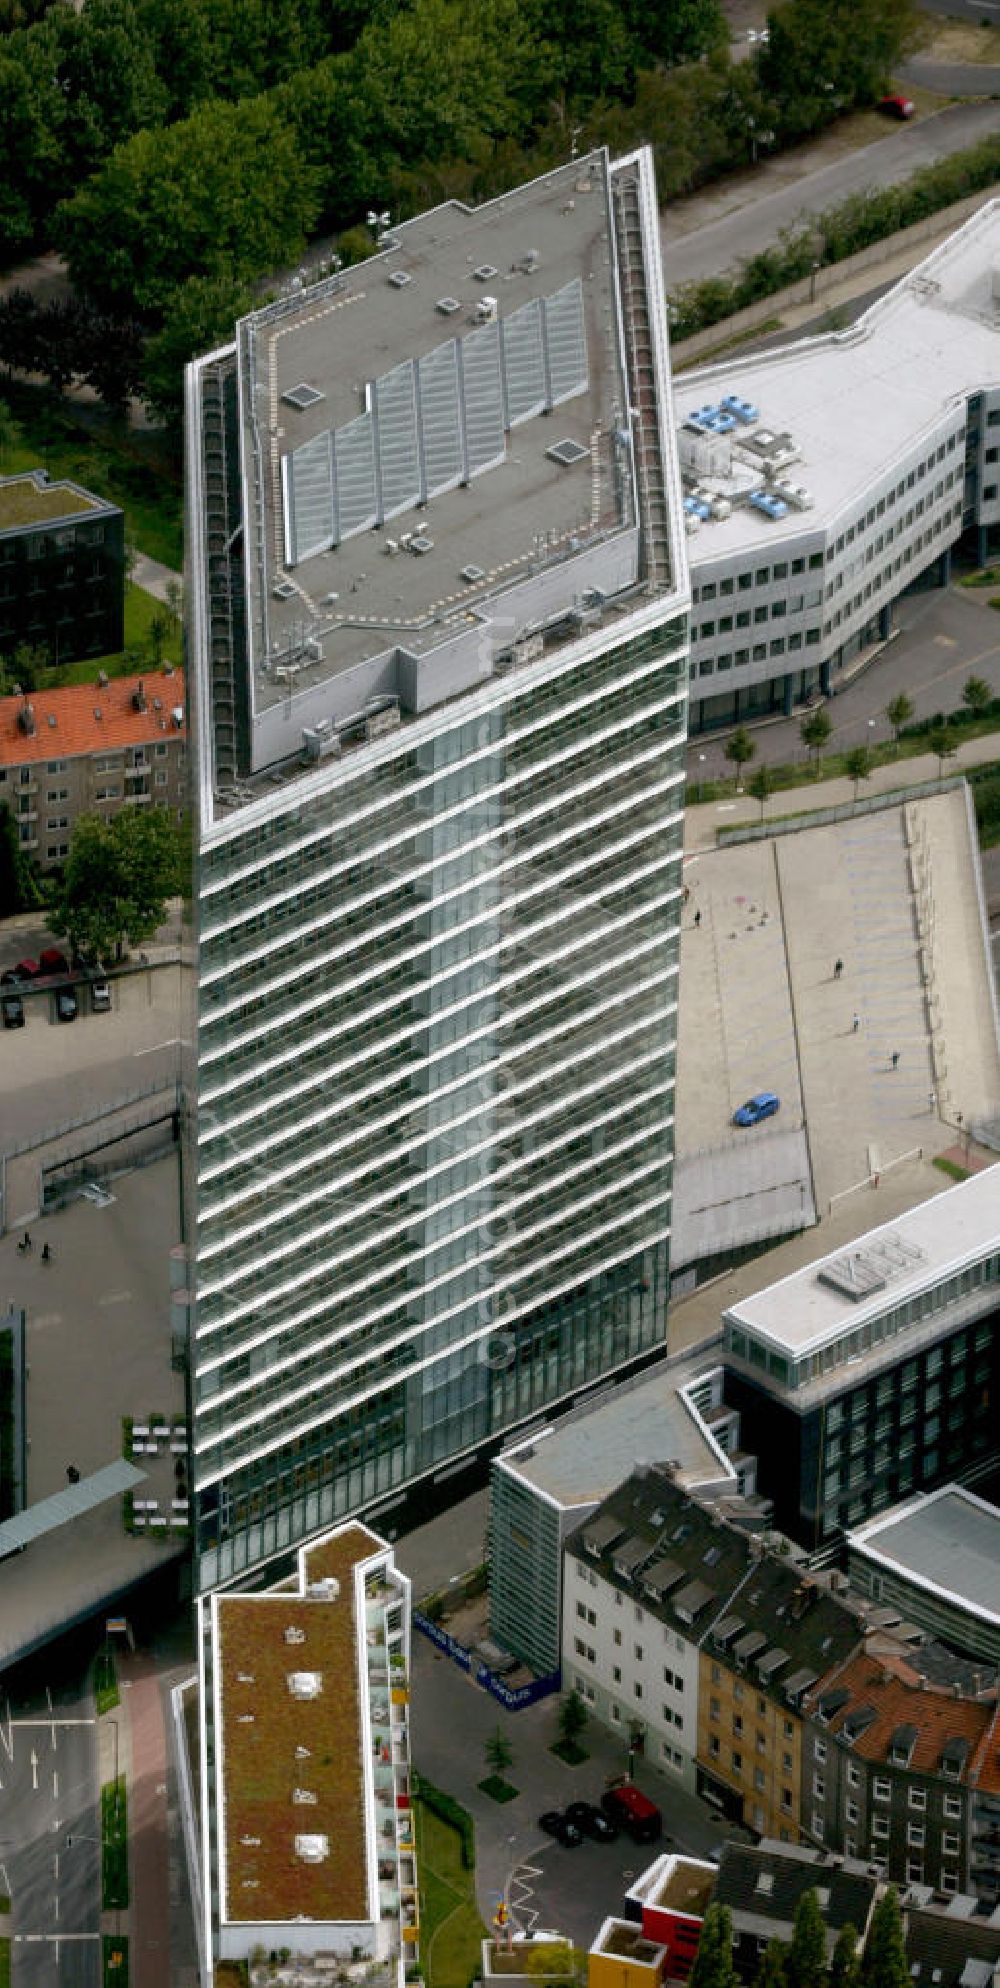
[711,1839,878,1983]
[677,201,1000,733]
[198,1521,416,1986]
[722,1169,1000,1550]
[801,1645,1000,1901]
[847,1487,1000,1669]
[0,469,124,668]
[0,666,186,867]
[561,1467,859,1816]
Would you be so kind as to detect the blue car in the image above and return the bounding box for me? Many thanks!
[733,1091,780,1127]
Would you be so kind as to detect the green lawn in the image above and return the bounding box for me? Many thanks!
[0,386,182,569]
[414,1798,487,1988]
[48,581,182,688]
[103,1934,129,1986]
[101,1777,129,1911]
[93,1642,119,1717]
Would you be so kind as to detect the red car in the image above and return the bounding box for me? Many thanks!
[878,94,914,119]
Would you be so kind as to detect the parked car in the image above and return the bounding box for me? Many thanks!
[537,1811,583,1848]
[90,978,112,1013]
[1,991,24,1028]
[733,1090,780,1127]
[565,1801,618,1842]
[878,94,914,119]
[38,947,69,976]
[55,988,78,1023]
[600,1783,662,1844]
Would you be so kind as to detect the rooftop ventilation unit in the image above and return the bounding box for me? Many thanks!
[388,270,412,289]
[273,578,296,600]
[287,1671,323,1699]
[436,297,461,316]
[461,564,486,583]
[546,438,590,467]
[306,1576,340,1601]
[302,720,341,762]
[294,1834,330,1863]
[283,382,325,411]
[474,263,498,282]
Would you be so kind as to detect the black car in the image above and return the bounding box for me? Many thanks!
[1,991,24,1028]
[55,987,78,1023]
[538,1810,583,1848]
[565,1800,618,1842]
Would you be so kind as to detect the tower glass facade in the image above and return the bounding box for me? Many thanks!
[186,147,689,1590]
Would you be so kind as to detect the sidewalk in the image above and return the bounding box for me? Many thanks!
[684,733,1000,854]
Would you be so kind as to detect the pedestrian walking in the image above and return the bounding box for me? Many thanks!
[852,1012,860,1033]
[891,1049,900,1070]
[834,958,843,979]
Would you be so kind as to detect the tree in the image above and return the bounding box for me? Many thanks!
[754,1943,789,1988]
[725,724,755,789]
[748,763,776,822]
[800,705,831,774]
[689,1904,738,1988]
[830,1926,860,1988]
[862,1891,909,1988]
[0,798,41,915]
[557,1687,588,1751]
[51,805,182,960]
[927,721,956,779]
[786,1890,827,1988]
[962,673,992,719]
[844,744,872,803]
[483,1726,513,1780]
[885,691,914,748]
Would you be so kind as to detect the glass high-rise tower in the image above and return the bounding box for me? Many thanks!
[184,146,690,1591]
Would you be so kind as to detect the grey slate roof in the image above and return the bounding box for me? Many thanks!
[715,1841,877,1944]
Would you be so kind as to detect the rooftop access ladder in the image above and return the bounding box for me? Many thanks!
[612,171,673,595]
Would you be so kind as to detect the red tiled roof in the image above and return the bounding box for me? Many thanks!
[0,669,185,767]
[804,1649,998,1781]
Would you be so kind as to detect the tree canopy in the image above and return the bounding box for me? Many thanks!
[51,805,182,959]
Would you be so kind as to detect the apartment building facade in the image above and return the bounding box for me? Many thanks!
[0,668,186,867]
[198,1522,415,1985]
[184,147,690,1592]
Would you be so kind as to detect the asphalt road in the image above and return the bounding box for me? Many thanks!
[661,101,1000,286]
[0,1674,100,1988]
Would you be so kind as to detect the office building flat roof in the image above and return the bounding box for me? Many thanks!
[214,1521,385,1927]
[235,151,635,705]
[494,1344,733,1511]
[724,1165,1000,1357]
[676,199,1000,560]
[850,1486,1000,1628]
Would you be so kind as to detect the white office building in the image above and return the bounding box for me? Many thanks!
[676,200,1000,732]
[183,148,690,1590]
